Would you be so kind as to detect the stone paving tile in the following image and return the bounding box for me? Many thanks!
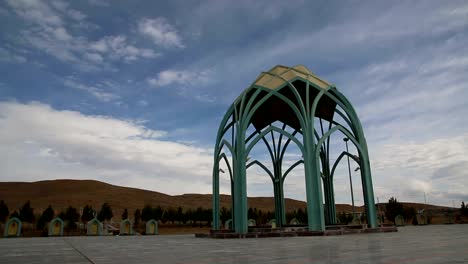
[0,225,467,263]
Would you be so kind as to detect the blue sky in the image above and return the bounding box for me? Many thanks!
[0,0,467,207]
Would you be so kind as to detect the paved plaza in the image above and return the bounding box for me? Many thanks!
[0,225,467,264]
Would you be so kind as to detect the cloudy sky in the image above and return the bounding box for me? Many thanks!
[1,0,467,207]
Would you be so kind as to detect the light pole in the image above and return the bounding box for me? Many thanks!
[343,137,355,222]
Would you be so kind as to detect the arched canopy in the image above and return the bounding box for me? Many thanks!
[234,65,337,131]
[212,64,378,234]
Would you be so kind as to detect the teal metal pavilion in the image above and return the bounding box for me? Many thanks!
[212,65,378,234]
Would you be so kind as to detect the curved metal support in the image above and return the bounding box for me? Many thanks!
[243,85,307,132]
[245,129,258,144]
[218,139,235,158]
[282,160,304,181]
[329,151,360,180]
[279,130,300,162]
[246,160,274,181]
[270,130,277,161]
[246,126,305,157]
[330,89,378,228]
[335,108,356,135]
[276,123,288,160]
[218,153,234,182]
[222,120,236,139]
[314,124,363,160]
[212,105,235,231]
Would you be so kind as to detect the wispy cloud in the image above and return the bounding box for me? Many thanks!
[147,69,213,87]
[138,17,184,48]
[63,78,119,102]
[5,0,158,71]
[89,35,159,62]
[0,47,27,63]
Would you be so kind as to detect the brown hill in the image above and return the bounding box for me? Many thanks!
[0,179,450,217]
[0,179,305,216]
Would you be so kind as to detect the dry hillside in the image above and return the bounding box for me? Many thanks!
[0,179,450,217]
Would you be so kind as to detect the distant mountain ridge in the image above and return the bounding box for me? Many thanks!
[0,179,450,217]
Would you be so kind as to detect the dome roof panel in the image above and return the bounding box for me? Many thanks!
[253,65,331,90]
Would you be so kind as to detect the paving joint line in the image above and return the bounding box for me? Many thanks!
[62,238,96,264]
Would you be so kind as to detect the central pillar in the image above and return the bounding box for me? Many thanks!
[233,129,248,234]
[323,176,336,225]
[303,125,325,231]
[273,178,286,226]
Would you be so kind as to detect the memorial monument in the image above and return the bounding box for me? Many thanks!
[212,65,378,234]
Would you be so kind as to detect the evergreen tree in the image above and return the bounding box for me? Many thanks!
[203,208,212,225]
[402,206,417,221]
[385,197,404,224]
[97,203,113,222]
[19,200,35,223]
[64,206,80,229]
[461,201,468,216]
[10,210,20,218]
[134,209,141,225]
[141,205,153,221]
[122,208,128,220]
[176,207,183,223]
[81,205,94,223]
[194,207,203,225]
[0,200,9,223]
[220,207,230,225]
[153,206,163,220]
[165,207,176,224]
[338,212,353,224]
[37,205,55,230]
[248,207,258,221]
[296,208,307,224]
[183,208,193,224]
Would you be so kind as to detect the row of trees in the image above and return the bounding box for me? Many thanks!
[3,198,466,229]
[137,205,212,225]
[385,197,418,223]
[0,200,114,230]
[383,197,468,224]
[0,200,36,223]
[0,200,216,229]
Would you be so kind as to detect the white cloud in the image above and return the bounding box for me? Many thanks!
[6,0,63,27]
[89,35,159,62]
[0,102,215,194]
[0,47,27,63]
[147,69,212,87]
[138,17,184,48]
[5,0,158,71]
[366,133,468,206]
[50,0,86,21]
[63,78,119,102]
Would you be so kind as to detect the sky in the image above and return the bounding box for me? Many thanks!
[0,0,467,207]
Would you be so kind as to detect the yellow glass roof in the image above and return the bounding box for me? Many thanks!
[253,65,331,90]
